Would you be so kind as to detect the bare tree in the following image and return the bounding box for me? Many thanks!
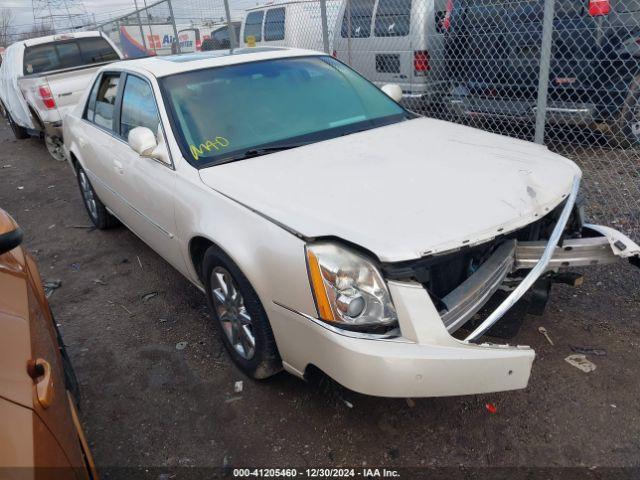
[0,8,14,47]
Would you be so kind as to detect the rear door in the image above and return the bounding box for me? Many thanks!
[77,71,129,218]
[371,0,413,89]
[336,0,376,77]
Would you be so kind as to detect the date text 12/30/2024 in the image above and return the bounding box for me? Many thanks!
[233,469,401,478]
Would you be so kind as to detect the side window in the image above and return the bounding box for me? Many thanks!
[84,75,102,122]
[264,8,286,41]
[341,0,375,38]
[93,73,120,131]
[244,11,264,42]
[212,26,230,48]
[374,0,411,37]
[77,37,120,63]
[119,75,159,140]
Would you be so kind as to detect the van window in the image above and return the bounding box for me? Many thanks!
[264,8,286,41]
[341,0,375,38]
[244,11,264,42]
[120,75,159,140]
[374,0,411,37]
[23,37,118,75]
[212,26,231,48]
[91,73,120,131]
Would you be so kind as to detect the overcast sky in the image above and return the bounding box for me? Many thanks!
[2,0,260,33]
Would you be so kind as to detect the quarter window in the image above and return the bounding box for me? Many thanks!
[374,0,411,37]
[264,8,286,41]
[244,11,264,42]
[120,75,159,140]
[84,75,101,122]
[92,73,120,131]
[341,0,375,38]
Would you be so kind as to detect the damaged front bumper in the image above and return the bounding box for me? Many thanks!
[274,175,639,398]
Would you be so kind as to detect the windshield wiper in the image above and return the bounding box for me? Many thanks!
[214,142,311,164]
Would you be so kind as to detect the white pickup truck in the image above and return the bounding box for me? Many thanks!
[0,32,122,160]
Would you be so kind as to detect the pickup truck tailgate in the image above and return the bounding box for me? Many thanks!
[45,65,101,118]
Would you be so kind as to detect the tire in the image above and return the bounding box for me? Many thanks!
[45,134,67,162]
[75,165,118,229]
[613,75,640,148]
[203,245,282,379]
[7,112,30,140]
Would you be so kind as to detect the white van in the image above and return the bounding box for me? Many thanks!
[332,0,448,109]
[240,0,343,52]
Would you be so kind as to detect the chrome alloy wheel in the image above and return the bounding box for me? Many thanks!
[210,266,256,360]
[78,170,98,221]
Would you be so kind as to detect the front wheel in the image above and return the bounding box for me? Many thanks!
[203,246,282,379]
[76,165,118,229]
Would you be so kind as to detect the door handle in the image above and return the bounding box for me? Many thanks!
[113,160,124,175]
[78,136,87,148]
[27,358,54,408]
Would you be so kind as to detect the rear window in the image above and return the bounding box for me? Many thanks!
[264,8,286,41]
[23,37,118,75]
[341,0,376,38]
[244,11,264,42]
[374,0,411,37]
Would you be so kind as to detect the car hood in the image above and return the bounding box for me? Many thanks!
[198,117,581,262]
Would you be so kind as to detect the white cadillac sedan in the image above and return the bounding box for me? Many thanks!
[63,48,640,397]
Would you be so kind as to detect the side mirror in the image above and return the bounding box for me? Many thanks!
[128,127,158,157]
[381,83,403,103]
[0,210,23,255]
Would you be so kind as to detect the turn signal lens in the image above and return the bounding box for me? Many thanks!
[306,248,335,322]
[305,243,398,330]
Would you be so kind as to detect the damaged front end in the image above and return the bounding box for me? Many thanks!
[382,176,640,343]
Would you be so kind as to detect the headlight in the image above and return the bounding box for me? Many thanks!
[305,242,398,331]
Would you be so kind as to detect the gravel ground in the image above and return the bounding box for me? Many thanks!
[1,122,639,477]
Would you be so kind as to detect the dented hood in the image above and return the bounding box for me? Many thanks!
[198,118,580,262]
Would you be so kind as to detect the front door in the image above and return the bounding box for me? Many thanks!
[108,73,183,271]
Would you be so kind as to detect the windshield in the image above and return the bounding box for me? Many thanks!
[160,56,408,167]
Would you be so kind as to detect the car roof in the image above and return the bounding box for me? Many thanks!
[105,47,325,78]
[21,31,106,48]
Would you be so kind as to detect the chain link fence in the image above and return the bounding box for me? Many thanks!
[72,0,639,238]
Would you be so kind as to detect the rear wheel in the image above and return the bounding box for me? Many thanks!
[7,112,30,140]
[45,134,66,161]
[76,165,118,229]
[203,246,282,379]
[613,76,640,147]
